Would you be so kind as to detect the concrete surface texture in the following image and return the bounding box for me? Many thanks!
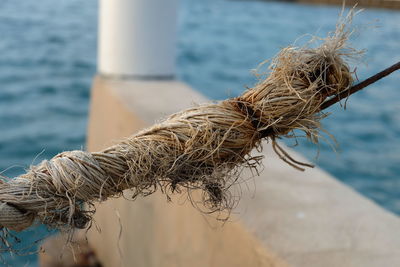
[85,76,400,267]
[39,231,100,267]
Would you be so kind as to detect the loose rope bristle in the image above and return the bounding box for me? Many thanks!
[0,12,360,233]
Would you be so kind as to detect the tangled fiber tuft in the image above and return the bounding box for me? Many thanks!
[0,14,360,233]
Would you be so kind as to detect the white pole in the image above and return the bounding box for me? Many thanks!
[98,0,178,79]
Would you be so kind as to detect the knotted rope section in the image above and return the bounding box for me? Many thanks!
[1,14,397,233]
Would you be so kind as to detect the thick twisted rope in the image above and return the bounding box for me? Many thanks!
[2,15,397,232]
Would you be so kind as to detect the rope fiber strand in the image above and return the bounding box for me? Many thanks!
[0,12,396,233]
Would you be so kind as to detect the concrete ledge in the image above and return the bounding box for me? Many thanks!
[86,76,400,267]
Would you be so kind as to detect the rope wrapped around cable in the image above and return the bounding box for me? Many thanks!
[0,15,398,232]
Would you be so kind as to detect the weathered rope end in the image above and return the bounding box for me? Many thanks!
[2,11,396,233]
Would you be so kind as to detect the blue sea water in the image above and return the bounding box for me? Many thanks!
[0,0,399,266]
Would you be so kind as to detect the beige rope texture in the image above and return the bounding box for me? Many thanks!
[0,17,357,232]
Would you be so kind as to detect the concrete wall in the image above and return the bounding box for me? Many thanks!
[86,76,400,267]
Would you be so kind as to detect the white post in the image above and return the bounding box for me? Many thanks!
[98,0,178,79]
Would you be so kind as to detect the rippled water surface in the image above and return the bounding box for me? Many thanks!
[0,0,399,265]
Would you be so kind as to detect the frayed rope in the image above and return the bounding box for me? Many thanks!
[0,10,398,233]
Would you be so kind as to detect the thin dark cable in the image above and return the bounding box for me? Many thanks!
[320,61,400,110]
